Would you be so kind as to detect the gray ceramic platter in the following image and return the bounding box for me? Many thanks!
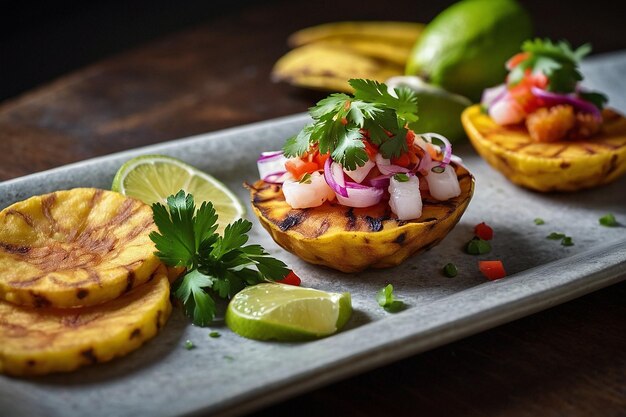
[1,52,625,417]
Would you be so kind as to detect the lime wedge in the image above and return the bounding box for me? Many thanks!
[226,283,352,341]
[112,155,245,233]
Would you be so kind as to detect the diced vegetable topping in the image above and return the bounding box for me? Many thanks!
[256,79,463,218]
[466,238,491,255]
[599,213,618,227]
[277,270,302,286]
[474,222,494,240]
[479,260,507,281]
[442,263,458,278]
[376,284,405,312]
[184,340,195,350]
[534,218,545,225]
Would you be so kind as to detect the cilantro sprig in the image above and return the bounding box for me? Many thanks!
[283,79,418,170]
[508,39,607,109]
[150,191,289,326]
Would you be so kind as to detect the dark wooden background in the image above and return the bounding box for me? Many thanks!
[2,0,625,415]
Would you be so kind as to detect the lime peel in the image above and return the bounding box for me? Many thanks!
[226,283,352,341]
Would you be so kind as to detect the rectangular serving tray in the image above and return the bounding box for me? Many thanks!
[1,52,625,417]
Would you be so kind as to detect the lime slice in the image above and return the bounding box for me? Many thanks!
[226,283,352,341]
[387,76,471,142]
[112,155,245,233]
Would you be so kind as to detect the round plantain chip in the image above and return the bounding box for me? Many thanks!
[0,188,162,308]
[248,162,474,273]
[0,265,171,376]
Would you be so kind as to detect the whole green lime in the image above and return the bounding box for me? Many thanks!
[406,0,532,101]
[387,76,471,142]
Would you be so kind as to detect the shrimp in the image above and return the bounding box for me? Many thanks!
[281,172,335,209]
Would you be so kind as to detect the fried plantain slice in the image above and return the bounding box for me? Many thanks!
[248,163,474,273]
[0,188,161,308]
[0,266,171,376]
[462,105,626,192]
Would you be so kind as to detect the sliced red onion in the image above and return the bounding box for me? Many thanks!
[416,147,432,175]
[324,157,348,198]
[530,87,602,121]
[336,185,384,208]
[375,153,410,175]
[367,175,391,189]
[481,84,507,109]
[257,150,284,161]
[263,171,290,184]
[420,133,452,168]
[258,152,288,182]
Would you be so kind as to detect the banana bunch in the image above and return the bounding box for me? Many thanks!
[272,21,424,93]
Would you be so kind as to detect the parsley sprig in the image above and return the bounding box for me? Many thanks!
[508,39,607,109]
[283,79,418,170]
[150,191,289,326]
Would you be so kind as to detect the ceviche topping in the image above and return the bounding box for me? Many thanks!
[482,39,609,142]
[256,79,462,219]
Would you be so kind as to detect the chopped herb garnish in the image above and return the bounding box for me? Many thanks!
[546,232,566,240]
[394,173,409,182]
[431,166,445,174]
[442,263,458,278]
[508,39,607,106]
[283,79,418,170]
[599,213,618,227]
[376,284,405,313]
[561,236,574,246]
[184,340,195,350]
[534,218,545,225]
[150,190,289,326]
[224,355,234,362]
[209,331,221,338]
[298,173,312,184]
[466,238,491,255]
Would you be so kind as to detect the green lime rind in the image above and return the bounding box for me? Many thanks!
[225,284,352,342]
[111,154,245,233]
[406,0,532,101]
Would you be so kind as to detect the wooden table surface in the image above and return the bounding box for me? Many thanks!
[2,1,625,415]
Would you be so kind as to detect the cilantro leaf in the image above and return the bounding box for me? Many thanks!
[579,91,608,110]
[331,127,368,170]
[283,79,419,170]
[599,213,618,227]
[283,124,314,157]
[151,191,290,326]
[173,269,216,326]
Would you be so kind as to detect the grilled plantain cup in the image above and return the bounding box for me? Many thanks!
[0,265,171,376]
[462,105,626,192]
[0,188,161,308]
[248,162,474,273]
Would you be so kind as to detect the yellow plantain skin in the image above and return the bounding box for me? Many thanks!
[302,39,413,66]
[0,266,171,376]
[288,21,424,47]
[272,44,403,93]
[462,105,626,192]
[0,188,161,308]
[248,163,473,273]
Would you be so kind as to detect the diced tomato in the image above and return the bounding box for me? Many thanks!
[405,129,416,144]
[277,270,301,286]
[391,153,411,167]
[285,158,319,180]
[363,140,379,159]
[479,261,507,281]
[314,151,330,169]
[474,222,494,240]
[506,52,530,70]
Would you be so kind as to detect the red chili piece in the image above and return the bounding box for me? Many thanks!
[479,261,507,281]
[474,222,494,240]
[277,270,301,286]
